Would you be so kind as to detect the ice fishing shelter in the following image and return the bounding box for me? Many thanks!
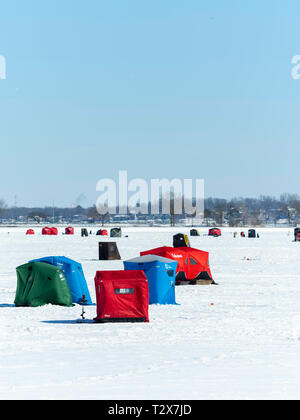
[81,228,88,237]
[42,227,52,235]
[26,229,35,235]
[190,229,200,237]
[208,228,221,237]
[65,227,74,235]
[96,229,108,236]
[248,229,256,238]
[14,262,73,307]
[29,256,93,305]
[173,233,191,248]
[99,242,121,260]
[141,246,215,285]
[110,228,122,238]
[94,270,149,323]
[124,255,178,305]
[42,227,58,236]
[294,228,300,242]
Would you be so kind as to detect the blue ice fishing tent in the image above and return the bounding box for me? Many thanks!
[29,256,93,305]
[123,255,178,305]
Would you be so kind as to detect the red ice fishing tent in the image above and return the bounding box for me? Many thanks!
[96,229,108,236]
[65,227,74,235]
[294,228,300,242]
[42,227,52,235]
[26,229,35,235]
[208,228,221,237]
[141,246,215,285]
[94,270,149,323]
[42,227,58,236]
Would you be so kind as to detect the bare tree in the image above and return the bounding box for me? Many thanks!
[27,211,49,224]
[214,202,227,226]
[88,205,109,226]
[0,199,7,222]
[204,208,213,226]
[169,193,183,227]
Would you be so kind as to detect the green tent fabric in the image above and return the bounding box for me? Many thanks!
[14,262,74,307]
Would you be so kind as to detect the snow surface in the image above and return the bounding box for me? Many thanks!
[0,226,300,400]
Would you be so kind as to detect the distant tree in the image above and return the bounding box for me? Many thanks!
[214,201,227,226]
[204,208,213,226]
[228,203,240,227]
[169,193,183,227]
[249,209,265,226]
[280,194,300,225]
[27,211,49,223]
[0,199,7,221]
[88,205,109,226]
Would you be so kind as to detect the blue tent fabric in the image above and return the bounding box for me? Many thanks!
[29,256,93,305]
[123,255,178,305]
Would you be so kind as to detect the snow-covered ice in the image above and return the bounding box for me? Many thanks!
[0,226,300,400]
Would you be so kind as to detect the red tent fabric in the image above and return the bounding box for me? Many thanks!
[26,229,35,235]
[140,246,214,285]
[94,270,149,323]
[42,227,52,235]
[42,227,58,236]
[100,229,108,236]
[65,227,74,235]
[208,228,221,237]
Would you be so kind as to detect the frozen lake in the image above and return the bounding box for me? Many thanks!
[0,226,299,400]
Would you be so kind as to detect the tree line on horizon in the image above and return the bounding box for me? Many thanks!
[1,193,300,226]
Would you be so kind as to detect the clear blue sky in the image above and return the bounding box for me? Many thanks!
[0,0,300,207]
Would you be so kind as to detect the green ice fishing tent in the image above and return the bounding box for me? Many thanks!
[14,262,73,307]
